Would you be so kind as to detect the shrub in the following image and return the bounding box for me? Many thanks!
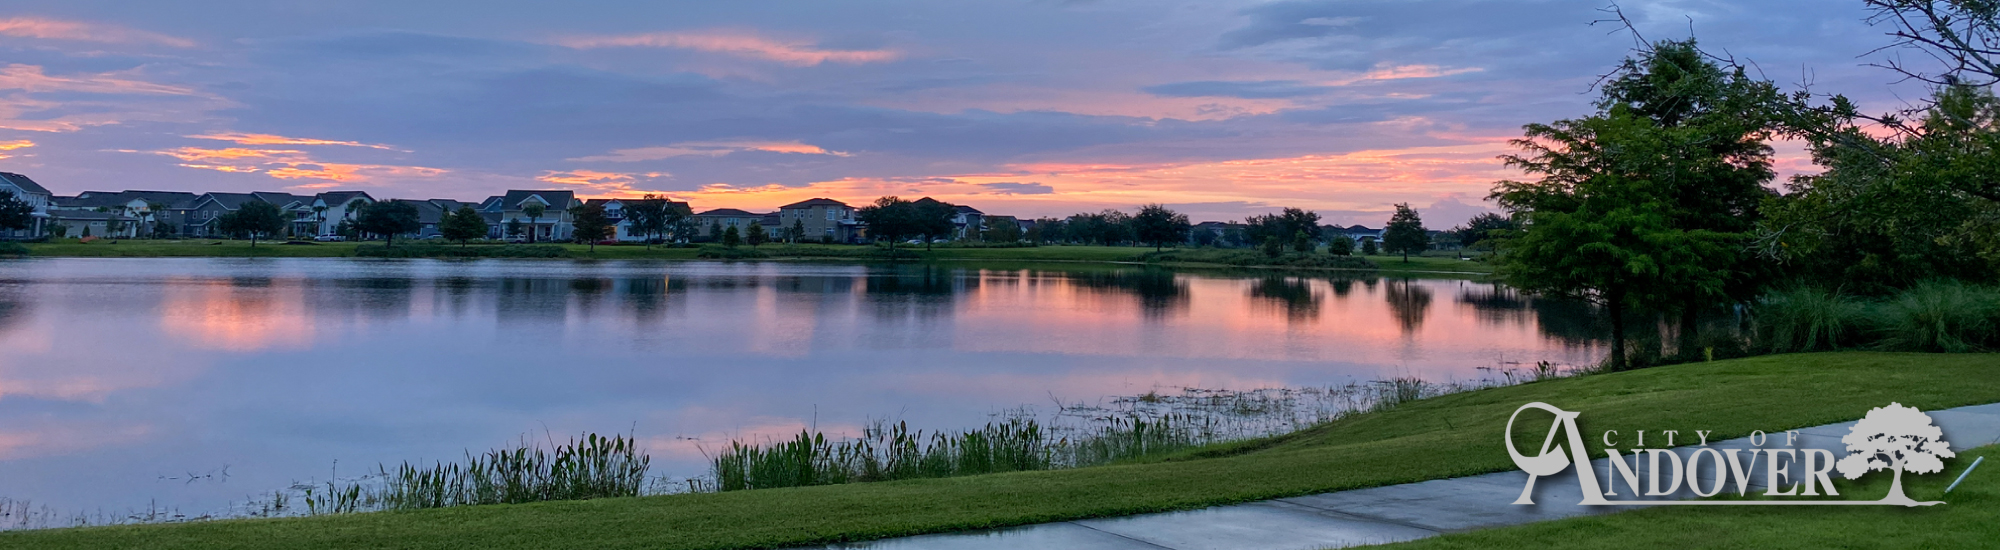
[1874,280,2000,352]
[1753,287,1870,353]
[0,242,27,256]
[1140,249,1375,270]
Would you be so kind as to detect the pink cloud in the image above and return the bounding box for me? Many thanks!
[536,169,672,198]
[0,64,195,95]
[558,30,899,66]
[138,147,448,185]
[188,132,401,151]
[0,17,195,48]
[569,140,851,162]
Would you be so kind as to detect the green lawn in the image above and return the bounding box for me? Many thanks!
[1376,443,2000,549]
[19,240,1494,274]
[5,352,1994,550]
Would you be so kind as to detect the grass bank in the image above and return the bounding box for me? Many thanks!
[6,352,1994,549]
[18,240,1493,275]
[1377,443,2000,549]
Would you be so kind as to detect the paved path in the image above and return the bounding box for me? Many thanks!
[802,402,2000,550]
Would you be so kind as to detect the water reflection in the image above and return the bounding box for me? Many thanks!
[0,258,1603,517]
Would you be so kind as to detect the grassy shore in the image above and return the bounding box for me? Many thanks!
[5,352,1994,549]
[18,240,1493,274]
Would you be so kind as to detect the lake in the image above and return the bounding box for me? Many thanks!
[0,257,1602,521]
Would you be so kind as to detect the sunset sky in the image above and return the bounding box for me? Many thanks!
[0,0,1933,227]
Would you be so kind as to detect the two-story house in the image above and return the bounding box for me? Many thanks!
[479,190,576,242]
[692,208,767,239]
[777,198,858,243]
[0,172,52,238]
[50,190,198,237]
[308,191,374,237]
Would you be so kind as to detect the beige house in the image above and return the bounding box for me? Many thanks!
[777,198,857,242]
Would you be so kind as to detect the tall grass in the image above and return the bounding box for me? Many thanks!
[1752,281,2000,353]
[1754,286,1870,352]
[1874,280,2000,352]
[706,372,1550,492]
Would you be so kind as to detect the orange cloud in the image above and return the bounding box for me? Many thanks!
[140,147,447,184]
[536,169,671,198]
[189,132,401,150]
[569,140,850,162]
[558,30,899,66]
[0,138,28,160]
[0,63,195,95]
[0,17,195,48]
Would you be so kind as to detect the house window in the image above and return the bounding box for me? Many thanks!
[825,208,834,221]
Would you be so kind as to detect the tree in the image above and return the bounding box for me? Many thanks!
[1452,212,1517,250]
[1260,234,1284,257]
[356,200,421,248]
[521,202,547,244]
[440,206,489,247]
[721,225,742,247]
[707,220,723,243]
[1245,208,1320,246]
[1130,204,1191,251]
[571,203,613,252]
[219,201,287,248]
[745,221,769,247]
[857,196,920,250]
[1327,233,1355,256]
[150,203,177,239]
[623,198,667,248]
[1381,203,1430,262]
[504,218,524,240]
[790,219,807,243]
[1292,230,1314,253]
[913,199,957,250]
[983,216,1023,242]
[0,190,32,233]
[1360,238,1378,256]
[1836,402,1954,506]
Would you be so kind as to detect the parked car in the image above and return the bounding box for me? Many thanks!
[314,235,345,242]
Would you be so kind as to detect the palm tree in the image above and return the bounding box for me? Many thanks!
[522,202,546,243]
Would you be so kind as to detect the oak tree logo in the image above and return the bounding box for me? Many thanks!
[1835,402,1954,506]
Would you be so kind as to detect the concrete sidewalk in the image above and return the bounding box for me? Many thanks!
[802,402,2000,550]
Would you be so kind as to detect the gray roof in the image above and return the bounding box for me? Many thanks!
[781,197,847,209]
[388,199,449,224]
[487,190,575,212]
[60,190,199,209]
[954,204,983,215]
[0,172,50,195]
[313,191,373,206]
[695,208,762,218]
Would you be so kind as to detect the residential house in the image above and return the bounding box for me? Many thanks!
[307,191,374,237]
[692,208,766,239]
[1339,224,1384,244]
[0,172,52,238]
[777,198,858,243]
[479,190,576,242]
[45,210,140,238]
[50,190,197,237]
[182,192,304,237]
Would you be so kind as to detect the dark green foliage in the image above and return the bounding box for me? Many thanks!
[790,219,807,243]
[325,434,649,512]
[856,196,920,248]
[1381,203,1429,262]
[217,201,288,247]
[352,245,567,258]
[439,207,488,246]
[520,203,547,244]
[914,200,958,248]
[1754,287,1870,353]
[720,225,741,247]
[622,196,690,245]
[1260,235,1283,257]
[1291,230,1313,253]
[1244,208,1319,246]
[1063,210,1134,245]
[0,190,30,232]
[570,203,612,251]
[1131,204,1191,251]
[1751,282,2000,352]
[0,242,27,256]
[1451,212,1516,250]
[1327,233,1355,256]
[1360,238,1379,255]
[356,201,421,247]
[745,222,768,247]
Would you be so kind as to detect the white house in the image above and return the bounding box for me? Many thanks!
[0,172,52,238]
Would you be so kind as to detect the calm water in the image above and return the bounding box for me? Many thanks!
[0,258,1601,517]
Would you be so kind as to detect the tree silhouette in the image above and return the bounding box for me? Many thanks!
[1836,402,1954,506]
[521,202,546,244]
